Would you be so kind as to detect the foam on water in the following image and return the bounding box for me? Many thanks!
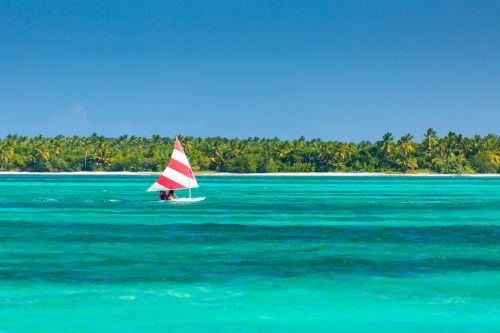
[118,295,136,301]
[166,290,192,298]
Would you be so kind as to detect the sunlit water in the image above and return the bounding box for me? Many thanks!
[1,175,499,332]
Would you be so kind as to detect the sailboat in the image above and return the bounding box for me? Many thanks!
[146,137,205,202]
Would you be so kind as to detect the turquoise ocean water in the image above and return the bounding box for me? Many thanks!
[1,175,499,332]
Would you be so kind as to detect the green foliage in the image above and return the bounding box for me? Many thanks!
[470,153,499,173]
[0,130,498,174]
[224,155,258,173]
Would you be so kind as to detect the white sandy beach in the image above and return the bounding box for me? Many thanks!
[0,171,498,177]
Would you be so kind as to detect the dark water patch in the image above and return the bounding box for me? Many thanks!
[2,223,500,283]
[2,222,500,246]
[1,254,500,284]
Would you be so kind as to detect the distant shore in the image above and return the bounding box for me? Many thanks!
[0,171,498,177]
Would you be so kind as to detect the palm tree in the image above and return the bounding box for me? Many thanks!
[378,132,395,170]
[422,128,438,154]
[82,138,93,171]
[94,139,112,170]
[0,144,14,170]
[208,141,227,171]
[396,134,417,172]
[36,148,50,162]
[480,134,500,166]
[398,134,416,156]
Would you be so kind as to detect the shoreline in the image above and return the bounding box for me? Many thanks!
[0,171,498,177]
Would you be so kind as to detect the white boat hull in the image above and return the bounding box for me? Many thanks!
[169,197,205,203]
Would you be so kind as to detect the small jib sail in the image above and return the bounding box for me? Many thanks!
[147,137,199,193]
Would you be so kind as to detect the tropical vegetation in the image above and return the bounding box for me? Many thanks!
[0,129,498,173]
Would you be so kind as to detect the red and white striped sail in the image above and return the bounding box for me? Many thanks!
[146,137,199,192]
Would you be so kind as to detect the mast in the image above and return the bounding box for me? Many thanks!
[186,144,192,199]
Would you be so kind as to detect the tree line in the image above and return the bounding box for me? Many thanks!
[0,129,498,174]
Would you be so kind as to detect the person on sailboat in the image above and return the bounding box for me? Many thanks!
[167,190,177,200]
[159,191,167,200]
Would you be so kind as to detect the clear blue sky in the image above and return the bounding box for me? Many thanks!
[1,0,499,141]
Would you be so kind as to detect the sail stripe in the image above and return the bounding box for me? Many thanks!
[162,167,199,188]
[174,138,184,152]
[167,158,195,179]
[147,182,169,192]
[171,149,190,166]
[156,174,186,190]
